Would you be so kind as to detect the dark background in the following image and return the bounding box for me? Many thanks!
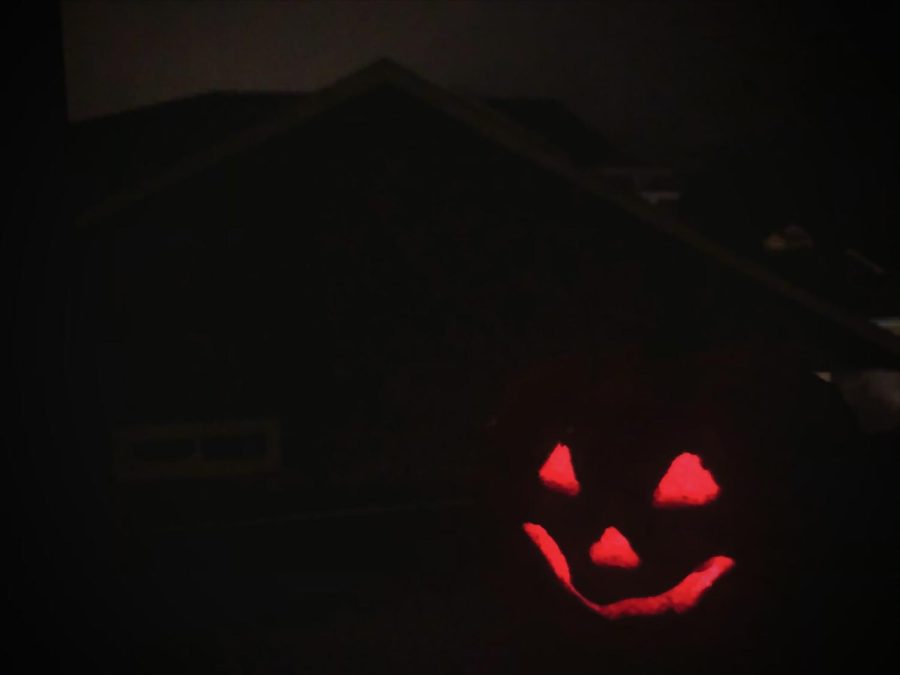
[8,3,899,674]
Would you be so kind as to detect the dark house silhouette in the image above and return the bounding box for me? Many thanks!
[63,60,899,673]
[65,55,900,524]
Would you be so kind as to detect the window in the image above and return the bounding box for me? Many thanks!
[114,418,281,481]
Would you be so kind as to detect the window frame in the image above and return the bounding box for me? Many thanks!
[114,418,281,481]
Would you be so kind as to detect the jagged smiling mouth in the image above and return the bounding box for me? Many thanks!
[523,522,735,619]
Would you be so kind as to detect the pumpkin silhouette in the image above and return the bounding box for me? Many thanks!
[485,343,892,674]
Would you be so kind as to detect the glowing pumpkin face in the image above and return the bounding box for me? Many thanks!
[489,349,770,626]
[488,345,879,672]
[523,443,735,618]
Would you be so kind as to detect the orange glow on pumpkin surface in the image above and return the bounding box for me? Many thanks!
[538,443,581,496]
[652,452,720,507]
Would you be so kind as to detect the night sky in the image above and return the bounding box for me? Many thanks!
[61,2,899,174]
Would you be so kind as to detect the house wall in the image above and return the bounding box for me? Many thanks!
[70,86,839,507]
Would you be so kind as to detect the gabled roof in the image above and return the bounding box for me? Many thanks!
[70,58,900,363]
[66,91,307,216]
[66,90,622,217]
[484,97,627,167]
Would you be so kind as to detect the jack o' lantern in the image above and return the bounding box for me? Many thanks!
[486,343,885,672]
[523,443,734,618]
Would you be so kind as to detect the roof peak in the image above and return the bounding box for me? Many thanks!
[66,58,900,364]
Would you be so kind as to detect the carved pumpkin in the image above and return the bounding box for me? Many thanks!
[524,444,734,619]
[486,343,883,672]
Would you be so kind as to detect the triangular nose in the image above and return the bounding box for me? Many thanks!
[589,526,641,568]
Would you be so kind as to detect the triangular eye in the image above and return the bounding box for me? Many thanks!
[653,452,719,507]
[539,443,581,496]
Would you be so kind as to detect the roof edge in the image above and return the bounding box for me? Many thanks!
[70,58,900,364]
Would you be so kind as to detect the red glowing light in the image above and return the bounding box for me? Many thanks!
[589,527,641,568]
[523,522,734,618]
[652,452,720,507]
[538,443,580,496]
[523,522,572,585]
